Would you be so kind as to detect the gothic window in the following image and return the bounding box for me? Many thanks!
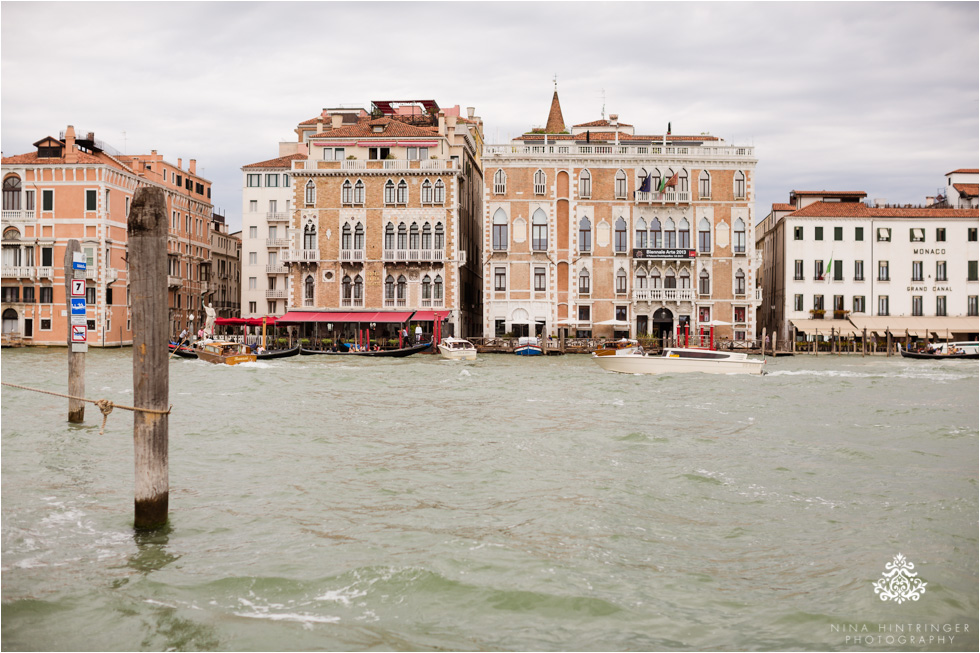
[304,275,314,302]
[635,218,648,248]
[385,275,395,300]
[579,217,592,251]
[421,179,433,203]
[698,218,711,253]
[396,179,408,204]
[734,170,746,199]
[635,268,647,289]
[578,268,590,294]
[699,270,710,295]
[385,223,395,250]
[679,268,691,289]
[615,170,627,199]
[342,179,353,204]
[492,209,508,251]
[651,218,662,248]
[434,222,445,249]
[663,218,677,248]
[735,269,746,295]
[397,223,407,250]
[384,179,396,204]
[733,218,746,253]
[354,223,364,250]
[342,223,352,250]
[354,179,365,204]
[303,223,316,250]
[579,169,591,198]
[678,218,691,248]
[493,169,506,194]
[699,170,711,198]
[409,223,420,250]
[434,179,445,204]
[434,275,443,301]
[616,268,628,293]
[422,275,431,300]
[422,223,432,250]
[534,170,547,195]
[614,217,628,252]
[531,209,548,251]
[304,180,316,205]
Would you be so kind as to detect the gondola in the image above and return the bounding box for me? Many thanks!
[168,342,198,359]
[256,345,301,360]
[300,341,432,358]
[899,349,978,360]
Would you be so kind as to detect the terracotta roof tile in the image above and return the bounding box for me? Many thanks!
[772,203,796,211]
[2,148,134,173]
[947,168,979,175]
[310,117,439,139]
[791,190,867,197]
[242,153,308,169]
[572,119,634,128]
[789,201,978,219]
[545,91,565,133]
[952,183,979,197]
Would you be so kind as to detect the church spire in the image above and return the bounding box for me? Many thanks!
[545,81,565,134]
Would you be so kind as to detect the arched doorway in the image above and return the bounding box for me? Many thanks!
[652,307,673,343]
[2,308,18,334]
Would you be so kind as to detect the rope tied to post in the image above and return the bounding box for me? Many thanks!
[1,382,172,436]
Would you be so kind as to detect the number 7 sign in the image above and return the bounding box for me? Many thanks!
[71,279,85,297]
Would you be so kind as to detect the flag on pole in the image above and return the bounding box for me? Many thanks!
[667,122,672,136]
[666,173,679,187]
[825,255,833,281]
[639,174,652,193]
[657,175,669,193]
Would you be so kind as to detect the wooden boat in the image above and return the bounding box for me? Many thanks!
[593,338,642,357]
[514,336,543,356]
[300,341,432,358]
[256,345,300,360]
[593,347,765,375]
[168,342,198,359]
[437,337,477,360]
[195,340,257,365]
[900,349,978,360]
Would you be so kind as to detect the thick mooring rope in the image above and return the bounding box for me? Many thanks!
[0,382,172,435]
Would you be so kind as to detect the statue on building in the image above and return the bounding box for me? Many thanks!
[203,303,216,338]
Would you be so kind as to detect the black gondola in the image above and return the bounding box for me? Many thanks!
[256,346,301,360]
[300,341,432,358]
[899,349,978,360]
[168,342,198,359]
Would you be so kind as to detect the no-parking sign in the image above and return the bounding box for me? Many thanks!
[71,325,87,343]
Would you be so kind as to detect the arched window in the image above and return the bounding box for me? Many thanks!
[616,268,628,294]
[652,168,662,192]
[651,269,661,288]
[303,223,317,250]
[579,217,592,251]
[341,223,352,250]
[734,171,746,199]
[422,222,432,250]
[341,179,353,204]
[433,179,445,204]
[304,275,314,302]
[4,226,20,241]
[579,169,591,198]
[733,218,746,253]
[534,170,546,195]
[578,268,590,294]
[3,176,22,211]
[614,217,628,252]
[492,209,508,251]
[409,223,420,250]
[304,180,316,205]
[637,168,649,193]
[2,308,18,335]
[422,275,432,300]
[385,223,395,250]
[397,223,407,250]
[678,169,689,193]
[698,218,711,253]
[434,275,443,302]
[635,218,648,248]
[397,275,407,301]
[353,274,363,302]
[635,268,647,289]
[421,179,433,203]
[650,218,662,248]
[665,269,677,289]
[342,275,352,300]
[735,269,746,295]
[354,179,365,204]
[354,222,364,250]
[699,270,710,295]
[493,169,507,194]
[678,218,691,248]
[396,179,408,204]
[434,222,444,249]
[385,275,395,300]
[698,170,711,198]
[384,179,396,204]
[615,170,627,198]
[663,218,676,248]
[679,268,691,289]
[531,210,547,251]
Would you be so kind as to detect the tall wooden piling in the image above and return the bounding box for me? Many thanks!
[128,187,170,529]
[64,240,85,422]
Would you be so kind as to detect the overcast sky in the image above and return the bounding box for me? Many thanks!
[2,1,977,230]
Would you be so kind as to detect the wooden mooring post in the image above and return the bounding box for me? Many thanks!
[129,187,170,529]
[64,239,85,422]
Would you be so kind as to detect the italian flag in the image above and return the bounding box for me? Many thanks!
[657,176,669,193]
[825,256,833,280]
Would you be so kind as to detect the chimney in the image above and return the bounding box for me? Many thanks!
[316,117,324,133]
[178,157,182,170]
[447,114,458,130]
[438,111,446,135]
[467,107,475,119]
[331,114,343,129]
[609,114,618,126]
[189,159,196,175]
[64,125,78,163]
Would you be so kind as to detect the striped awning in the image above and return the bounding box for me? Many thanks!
[790,319,860,336]
[277,311,415,324]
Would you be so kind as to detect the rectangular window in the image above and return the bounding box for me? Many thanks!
[248,277,257,290]
[794,226,803,240]
[814,260,824,280]
[1,287,19,302]
[794,260,803,281]
[42,189,54,211]
[855,227,864,241]
[912,261,923,282]
[969,228,978,242]
[936,261,947,282]
[733,306,746,323]
[878,261,889,281]
[406,147,428,161]
[40,286,53,303]
[833,260,843,281]
[86,286,96,304]
[25,190,35,211]
[813,295,824,310]
[578,306,590,322]
[41,247,53,267]
[87,319,95,331]
[249,226,258,238]
[794,294,803,311]
[854,260,864,281]
[22,286,35,303]
[247,174,261,187]
[968,260,978,281]
[248,252,257,265]
[815,226,823,241]
[834,226,843,241]
[249,301,257,314]
[40,318,52,330]
[936,296,947,317]
[878,296,889,316]
[494,267,506,292]
[912,295,923,316]
[249,200,258,212]
[85,189,97,211]
[495,319,506,337]
[910,228,925,242]
[936,228,946,242]
[534,267,546,292]
[265,174,279,187]
[368,147,390,160]
[968,296,978,317]
[853,296,865,313]
[877,227,891,242]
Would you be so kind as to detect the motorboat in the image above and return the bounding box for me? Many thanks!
[438,337,477,360]
[514,336,543,356]
[194,340,257,365]
[593,338,642,357]
[592,347,765,375]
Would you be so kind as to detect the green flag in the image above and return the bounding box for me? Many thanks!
[657,175,669,193]
[825,256,833,280]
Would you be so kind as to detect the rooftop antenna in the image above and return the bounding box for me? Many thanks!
[122,131,127,153]
[600,88,606,121]
[553,73,558,91]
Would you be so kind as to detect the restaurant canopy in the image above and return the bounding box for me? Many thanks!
[790,319,860,337]
[215,317,279,327]
[848,316,978,338]
[277,311,416,324]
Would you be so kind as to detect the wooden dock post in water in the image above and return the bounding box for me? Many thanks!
[128,187,170,529]
[64,240,85,422]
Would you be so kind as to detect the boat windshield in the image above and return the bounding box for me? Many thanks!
[664,349,733,360]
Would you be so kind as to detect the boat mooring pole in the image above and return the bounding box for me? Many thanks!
[128,186,170,529]
[64,239,85,423]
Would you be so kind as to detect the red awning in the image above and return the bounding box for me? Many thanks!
[278,311,414,324]
[216,317,279,327]
[411,311,449,322]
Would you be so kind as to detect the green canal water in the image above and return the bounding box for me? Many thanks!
[1,349,977,651]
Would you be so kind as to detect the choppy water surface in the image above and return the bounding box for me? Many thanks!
[2,349,977,651]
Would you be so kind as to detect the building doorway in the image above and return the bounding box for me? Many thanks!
[652,307,673,343]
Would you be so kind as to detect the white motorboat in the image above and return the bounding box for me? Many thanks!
[593,338,642,357]
[592,347,765,375]
[438,337,477,360]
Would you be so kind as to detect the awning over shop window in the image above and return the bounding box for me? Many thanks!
[790,319,860,336]
[848,315,979,337]
[215,317,279,327]
[411,311,449,322]
[277,311,415,324]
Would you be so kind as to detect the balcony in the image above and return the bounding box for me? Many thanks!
[266,238,290,248]
[284,249,319,263]
[484,144,754,159]
[37,266,54,280]
[266,289,288,299]
[2,266,35,279]
[296,159,458,172]
[635,190,691,205]
[341,249,365,263]
[168,276,182,288]
[85,269,97,280]
[382,249,444,263]
[383,298,408,307]
[266,212,290,222]
[106,268,118,283]
[1,209,36,222]
[266,264,287,274]
[341,298,365,307]
[632,288,695,302]
[420,299,445,308]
